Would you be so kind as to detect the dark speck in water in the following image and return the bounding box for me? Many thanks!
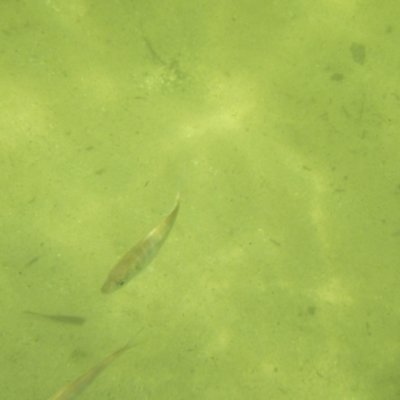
[350,43,366,65]
[307,306,316,316]
[331,73,344,81]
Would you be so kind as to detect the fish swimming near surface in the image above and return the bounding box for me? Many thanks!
[101,193,180,293]
[48,342,132,400]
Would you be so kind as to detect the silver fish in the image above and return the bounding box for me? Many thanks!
[48,343,132,400]
[101,193,180,293]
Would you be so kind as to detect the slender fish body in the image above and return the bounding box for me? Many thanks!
[48,343,131,400]
[23,310,86,325]
[101,193,180,293]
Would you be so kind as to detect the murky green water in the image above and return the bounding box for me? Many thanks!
[1,1,399,399]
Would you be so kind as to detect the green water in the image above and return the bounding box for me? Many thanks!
[1,1,399,399]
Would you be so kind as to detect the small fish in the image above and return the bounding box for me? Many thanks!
[23,311,86,326]
[101,193,180,293]
[48,343,132,400]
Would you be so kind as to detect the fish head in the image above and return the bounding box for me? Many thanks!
[101,264,131,294]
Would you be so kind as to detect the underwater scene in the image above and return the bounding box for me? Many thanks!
[0,1,399,399]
